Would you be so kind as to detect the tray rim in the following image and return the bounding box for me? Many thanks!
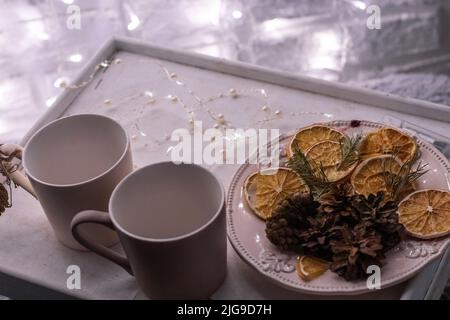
[17,37,450,299]
[226,120,450,295]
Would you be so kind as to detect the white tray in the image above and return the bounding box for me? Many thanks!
[1,37,449,300]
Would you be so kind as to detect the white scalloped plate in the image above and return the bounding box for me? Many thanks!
[227,120,450,295]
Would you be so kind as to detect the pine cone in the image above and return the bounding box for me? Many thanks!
[329,224,383,281]
[265,190,404,281]
[265,193,319,252]
[352,192,404,252]
[319,183,359,224]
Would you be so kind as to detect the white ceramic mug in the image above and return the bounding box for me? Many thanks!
[21,114,133,250]
[71,162,227,299]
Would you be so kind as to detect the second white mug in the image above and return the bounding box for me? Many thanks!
[71,162,227,299]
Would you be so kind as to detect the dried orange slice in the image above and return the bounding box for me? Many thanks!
[244,168,309,220]
[398,189,450,239]
[305,140,357,182]
[296,256,329,281]
[288,125,344,157]
[351,155,415,202]
[243,172,258,212]
[359,127,417,162]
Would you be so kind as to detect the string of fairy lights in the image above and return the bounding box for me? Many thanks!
[55,56,335,149]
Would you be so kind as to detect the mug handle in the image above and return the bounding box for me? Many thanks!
[71,210,133,275]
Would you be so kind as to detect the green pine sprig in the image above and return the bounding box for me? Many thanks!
[382,153,429,203]
[337,134,362,171]
[287,144,331,198]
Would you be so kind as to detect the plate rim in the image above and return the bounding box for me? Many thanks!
[226,120,450,295]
